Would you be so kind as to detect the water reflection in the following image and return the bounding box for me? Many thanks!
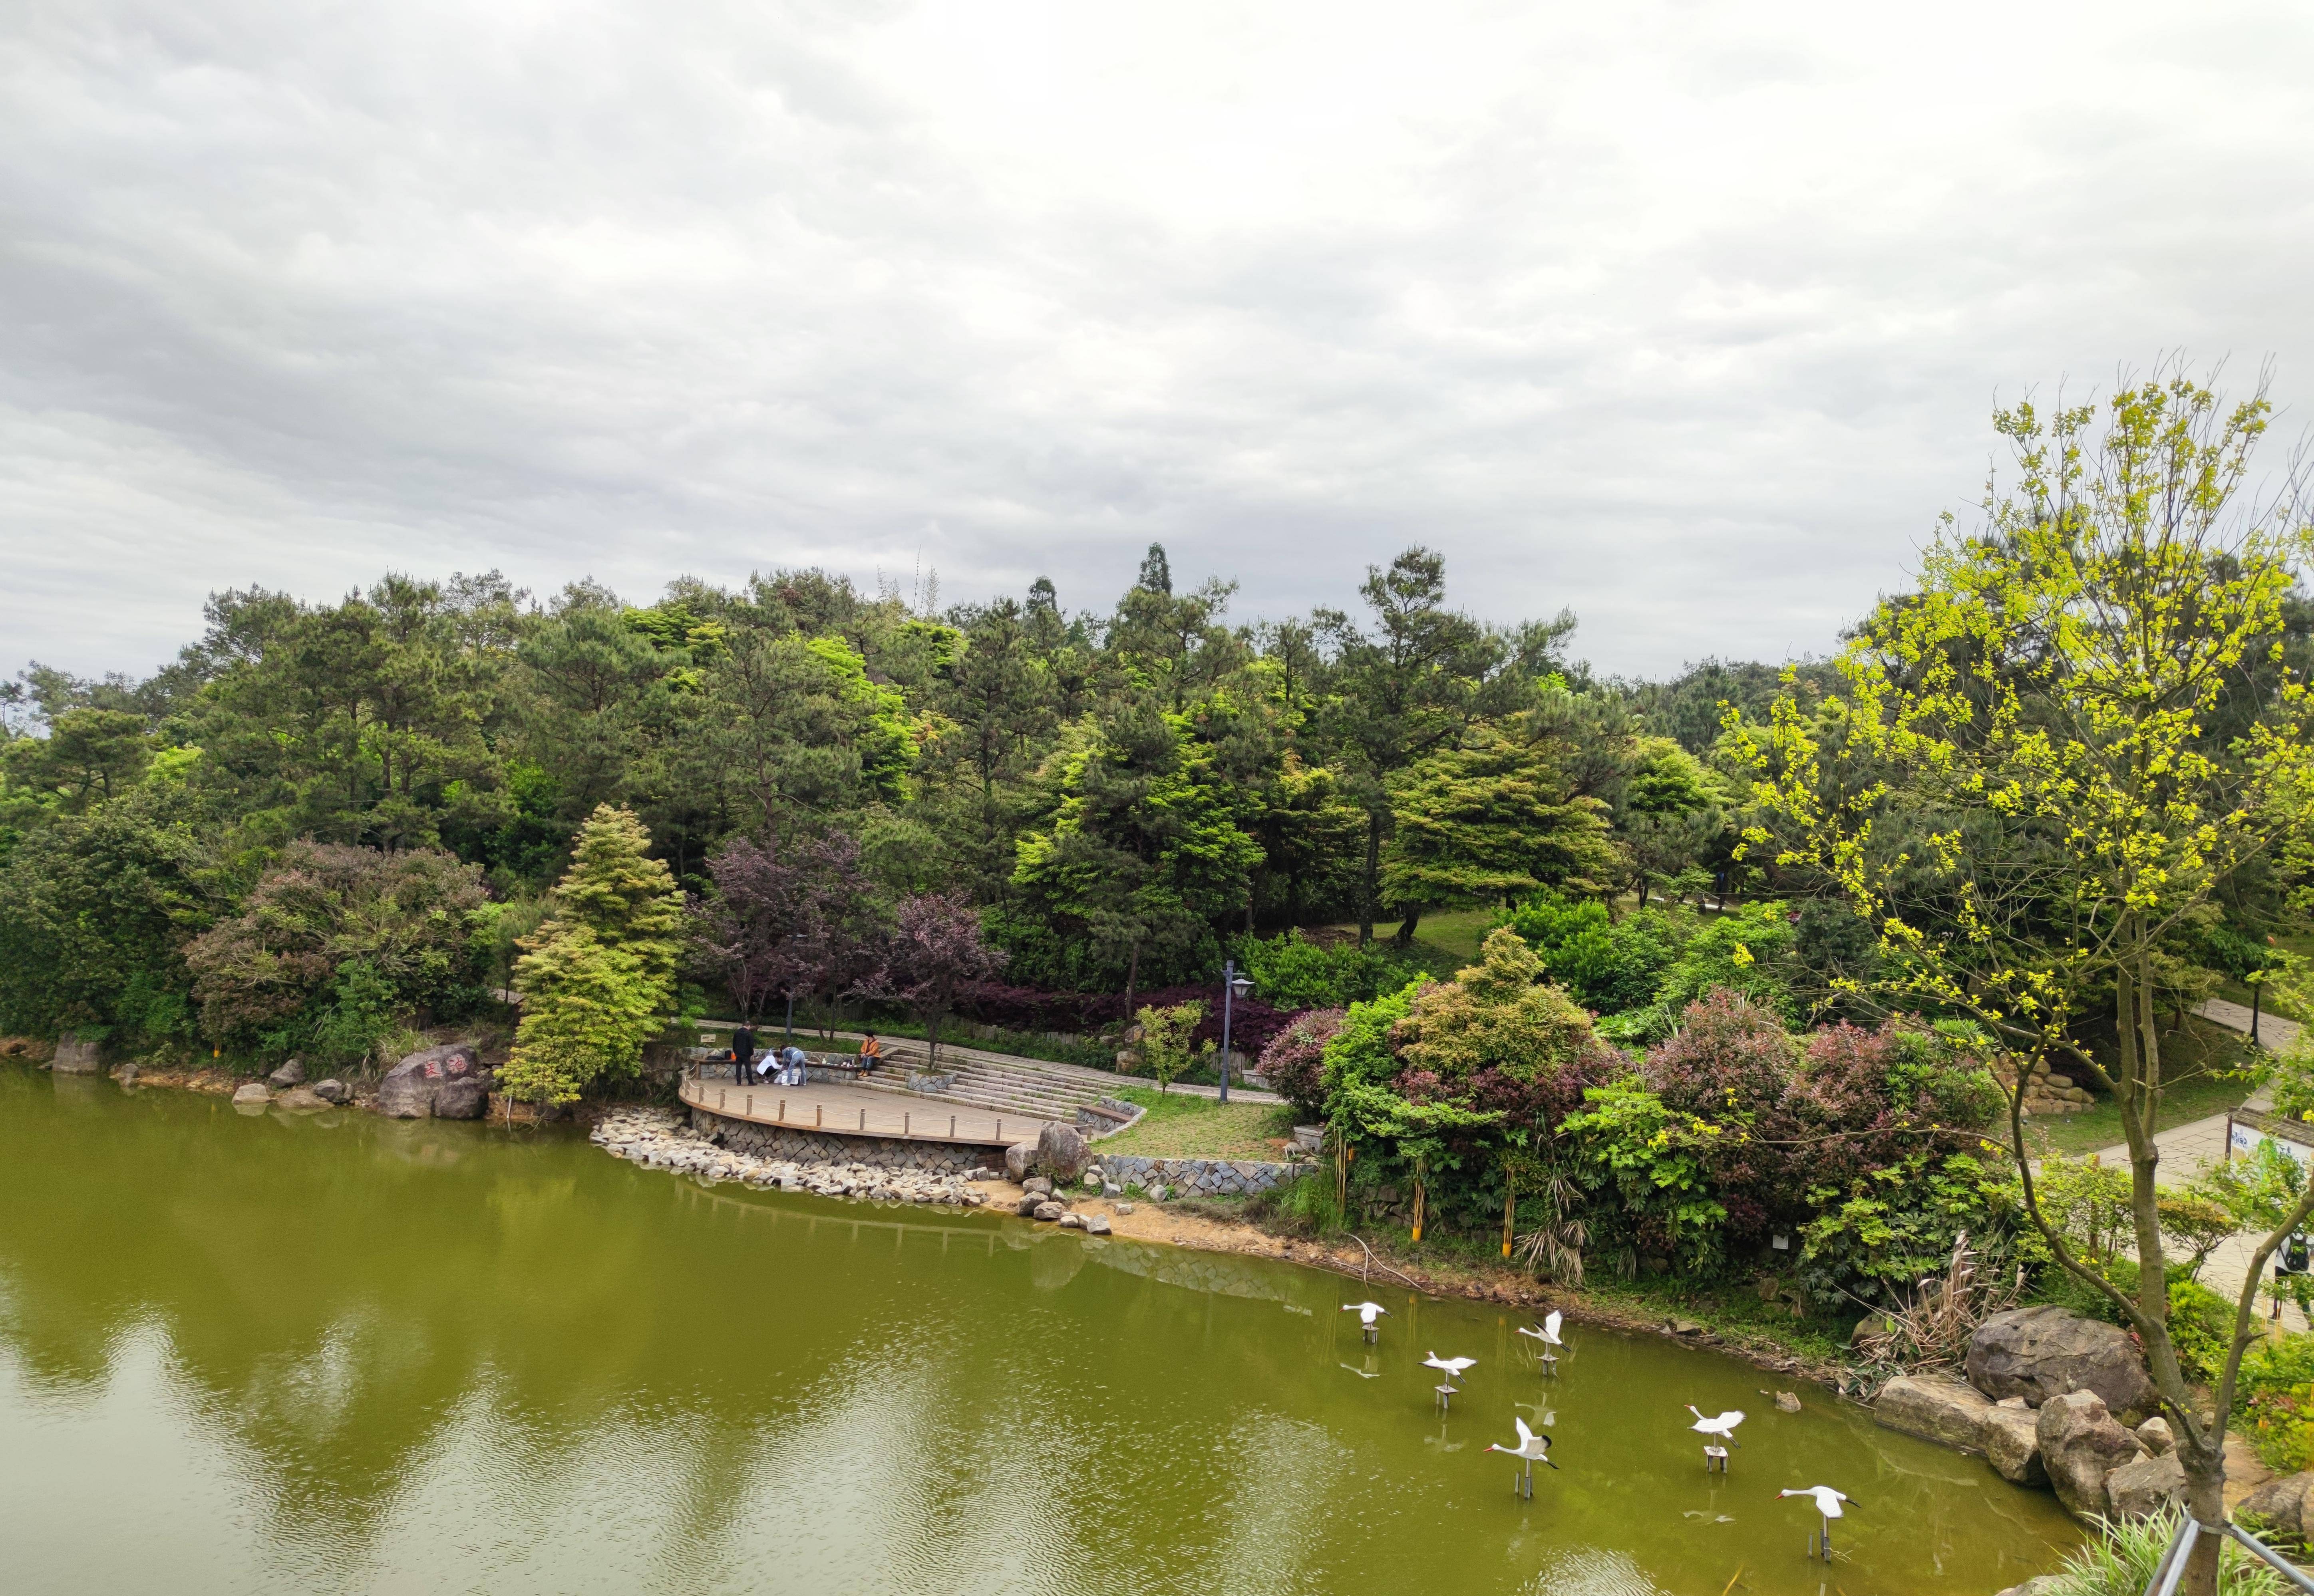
[0,1065,2081,1594]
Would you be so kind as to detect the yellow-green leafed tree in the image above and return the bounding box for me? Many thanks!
[1736,365,2314,1594]
[500,805,684,1105]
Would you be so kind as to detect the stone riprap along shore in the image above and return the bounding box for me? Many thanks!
[1095,1153,1294,1199]
[597,1108,997,1205]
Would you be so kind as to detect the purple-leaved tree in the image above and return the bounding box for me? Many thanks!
[862,892,1007,1069]
[694,831,884,1038]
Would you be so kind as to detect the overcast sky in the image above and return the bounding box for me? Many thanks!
[4,1,2312,683]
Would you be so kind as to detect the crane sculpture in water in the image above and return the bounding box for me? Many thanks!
[1777,1485,1858,1559]
[1515,1310,1563,1372]
[1688,1405,1744,1471]
[1423,1353,1475,1410]
[1487,1415,1557,1499]
[1342,1301,1390,1343]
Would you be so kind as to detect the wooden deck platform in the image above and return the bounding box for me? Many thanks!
[677,1074,1058,1148]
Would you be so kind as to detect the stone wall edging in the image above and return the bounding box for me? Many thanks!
[1095,1151,1296,1197]
[688,1109,994,1174]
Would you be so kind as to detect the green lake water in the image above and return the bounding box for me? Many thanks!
[0,1065,2081,1594]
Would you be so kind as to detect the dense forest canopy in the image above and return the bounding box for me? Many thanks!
[0,510,2303,1086]
[0,546,1801,1033]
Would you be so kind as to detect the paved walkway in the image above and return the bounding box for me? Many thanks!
[2196,996,2301,1056]
[795,1028,1287,1107]
[676,1075,1059,1148]
[2085,1000,2303,1329]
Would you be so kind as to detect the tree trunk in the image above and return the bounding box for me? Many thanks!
[1360,810,1382,947]
[1394,907,1422,945]
[2180,1435,2227,1596]
[1123,940,1141,1021]
[927,1009,941,1071]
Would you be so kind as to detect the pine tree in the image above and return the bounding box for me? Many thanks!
[1380,731,1618,923]
[499,805,684,1104]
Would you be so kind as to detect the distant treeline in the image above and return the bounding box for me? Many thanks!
[0,543,1824,1060]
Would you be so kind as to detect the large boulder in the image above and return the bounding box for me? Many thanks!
[2228,1430,2277,1509]
[1004,1140,1038,1183]
[231,1082,270,1106]
[2106,1451,2189,1520]
[312,1079,352,1105]
[51,1032,102,1075]
[1876,1372,1994,1451]
[266,1058,306,1090]
[274,1085,330,1112]
[2239,1471,2314,1543]
[1982,1401,2048,1486]
[378,1042,483,1119]
[1969,1305,2159,1421]
[432,1074,490,1120]
[1994,1579,2067,1596]
[1036,1121,1090,1183]
[2037,1390,2148,1518]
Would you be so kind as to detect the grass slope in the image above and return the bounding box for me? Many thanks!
[2022,1014,2260,1157]
[1096,1086,1301,1161]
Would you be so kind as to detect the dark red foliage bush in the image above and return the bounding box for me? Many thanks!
[947,980,1296,1057]
[1642,989,1811,1243]
[1257,1007,1344,1120]
[1644,989,1803,1122]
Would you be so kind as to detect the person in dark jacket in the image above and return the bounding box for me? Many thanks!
[729,1022,756,1083]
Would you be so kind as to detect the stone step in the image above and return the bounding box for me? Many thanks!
[863,1056,1121,1102]
[845,1073,1099,1122]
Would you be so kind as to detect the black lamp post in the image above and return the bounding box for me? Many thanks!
[1219,961,1254,1103]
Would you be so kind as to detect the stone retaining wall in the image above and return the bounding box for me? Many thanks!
[1097,1153,1297,1197]
[688,1109,995,1175]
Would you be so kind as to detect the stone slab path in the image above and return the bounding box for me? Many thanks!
[2086,1000,2302,1329]
[820,1029,1288,1108]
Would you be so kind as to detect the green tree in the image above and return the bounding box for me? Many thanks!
[3,707,153,811]
[0,786,217,1047]
[1010,700,1261,1006]
[1380,729,1617,917]
[1617,735,1727,907]
[1314,548,1531,944]
[500,806,684,1104]
[1737,366,2314,1591]
[183,841,490,1054]
[1133,999,1207,1093]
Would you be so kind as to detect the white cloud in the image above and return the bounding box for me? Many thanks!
[4,0,2312,678]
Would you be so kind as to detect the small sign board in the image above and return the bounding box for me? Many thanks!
[2230,1110,2314,1169]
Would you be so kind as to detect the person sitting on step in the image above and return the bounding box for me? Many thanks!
[858,1032,883,1067]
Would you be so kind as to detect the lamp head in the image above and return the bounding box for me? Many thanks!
[1230,975,1254,1000]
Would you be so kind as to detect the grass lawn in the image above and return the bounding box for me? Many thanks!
[1309,907,1494,979]
[1097,1086,1302,1160]
[2021,1014,2262,1157]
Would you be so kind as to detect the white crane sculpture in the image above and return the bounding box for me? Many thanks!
[1777,1486,1858,1558]
[1423,1352,1476,1410]
[1515,1310,1564,1372]
[1688,1405,1744,1471]
[1487,1415,1558,1499]
[1342,1301,1390,1344]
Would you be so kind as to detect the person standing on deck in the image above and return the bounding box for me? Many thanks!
[729,1021,756,1083]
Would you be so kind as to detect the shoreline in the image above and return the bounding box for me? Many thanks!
[67,1062,1859,1393]
[962,1175,1852,1392]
